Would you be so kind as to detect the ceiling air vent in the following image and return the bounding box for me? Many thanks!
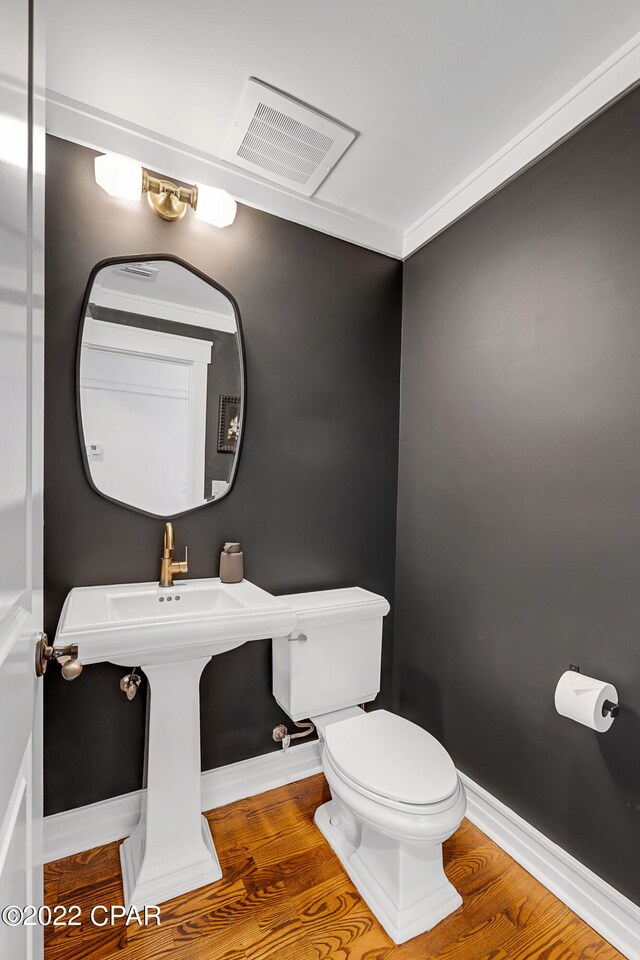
[219,78,357,197]
[117,263,159,281]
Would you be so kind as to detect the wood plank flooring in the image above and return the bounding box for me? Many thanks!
[44,774,624,960]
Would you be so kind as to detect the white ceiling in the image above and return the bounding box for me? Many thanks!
[46,0,640,256]
[94,262,236,321]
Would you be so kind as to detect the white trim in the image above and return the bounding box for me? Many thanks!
[460,771,640,960]
[402,31,640,257]
[45,90,403,259]
[187,359,208,503]
[92,288,237,335]
[82,316,212,365]
[44,740,322,863]
[47,33,640,262]
[42,746,640,957]
[0,757,27,876]
[0,605,30,669]
[81,378,187,401]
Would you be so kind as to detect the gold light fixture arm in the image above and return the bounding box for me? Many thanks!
[142,170,198,222]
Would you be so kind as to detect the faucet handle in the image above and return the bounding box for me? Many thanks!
[174,545,188,574]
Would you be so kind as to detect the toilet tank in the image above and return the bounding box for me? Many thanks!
[272,587,390,722]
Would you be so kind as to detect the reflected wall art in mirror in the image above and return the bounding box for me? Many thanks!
[77,256,245,517]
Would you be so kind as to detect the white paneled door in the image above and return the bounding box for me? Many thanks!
[0,1,45,958]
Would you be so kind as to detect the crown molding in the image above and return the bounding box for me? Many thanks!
[90,288,237,335]
[44,90,403,259]
[46,30,640,263]
[402,30,640,258]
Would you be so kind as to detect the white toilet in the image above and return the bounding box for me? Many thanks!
[273,587,466,944]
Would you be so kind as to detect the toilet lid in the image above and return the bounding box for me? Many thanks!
[324,710,458,805]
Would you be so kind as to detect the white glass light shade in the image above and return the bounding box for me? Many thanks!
[94,153,142,201]
[195,185,237,227]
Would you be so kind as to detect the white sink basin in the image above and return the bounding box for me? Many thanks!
[56,577,297,666]
[54,575,299,910]
[107,583,244,620]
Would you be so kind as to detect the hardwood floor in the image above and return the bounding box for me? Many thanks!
[44,774,624,960]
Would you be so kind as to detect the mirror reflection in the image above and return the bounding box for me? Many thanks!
[78,257,244,517]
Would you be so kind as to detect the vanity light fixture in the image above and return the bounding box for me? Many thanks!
[94,153,237,227]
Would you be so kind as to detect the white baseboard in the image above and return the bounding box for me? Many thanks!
[44,740,322,864]
[460,772,640,960]
[44,747,639,960]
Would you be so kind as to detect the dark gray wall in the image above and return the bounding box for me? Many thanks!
[44,135,402,816]
[397,87,640,904]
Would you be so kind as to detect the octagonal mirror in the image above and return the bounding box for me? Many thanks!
[77,256,245,518]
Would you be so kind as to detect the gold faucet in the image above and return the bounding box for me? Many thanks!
[159,521,188,588]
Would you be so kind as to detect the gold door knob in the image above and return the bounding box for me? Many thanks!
[35,634,83,681]
[61,658,83,680]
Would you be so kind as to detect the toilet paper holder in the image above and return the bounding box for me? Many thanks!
[568,664,620,718]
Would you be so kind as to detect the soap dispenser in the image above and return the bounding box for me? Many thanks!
[220,542,244,583]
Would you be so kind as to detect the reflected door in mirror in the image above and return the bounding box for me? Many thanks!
[77,257,244,517]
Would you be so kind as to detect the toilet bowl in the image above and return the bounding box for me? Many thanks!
[272,587,466,944]
[313,708,466,943]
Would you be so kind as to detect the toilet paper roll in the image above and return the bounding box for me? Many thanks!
[554,670,618,732]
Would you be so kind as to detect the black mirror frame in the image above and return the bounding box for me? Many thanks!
[76,253,246,520]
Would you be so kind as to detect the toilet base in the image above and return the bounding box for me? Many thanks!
[315,800,462,944]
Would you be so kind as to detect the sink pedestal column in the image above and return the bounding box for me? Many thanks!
[120,657,221,907]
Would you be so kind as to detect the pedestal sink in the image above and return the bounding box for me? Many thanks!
[55,578,297,906]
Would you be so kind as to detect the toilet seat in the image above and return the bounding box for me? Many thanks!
[324,710,458,809]
[323,747,464,821]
